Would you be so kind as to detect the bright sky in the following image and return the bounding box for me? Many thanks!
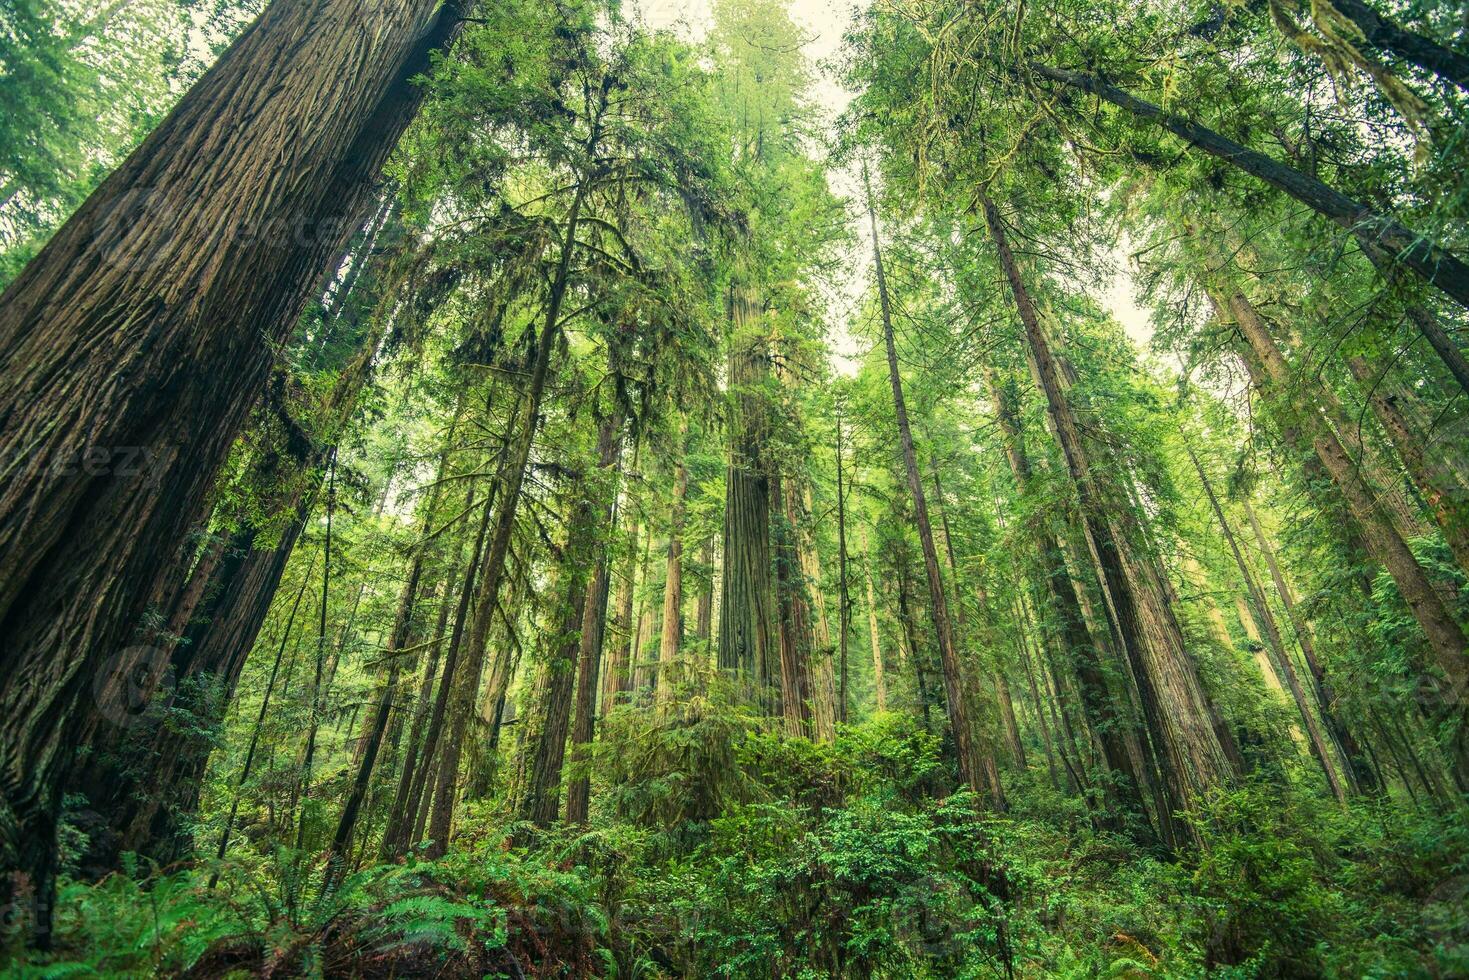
[631,0,1158,376]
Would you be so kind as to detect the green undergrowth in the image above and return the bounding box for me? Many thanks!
[9,705,1468,978]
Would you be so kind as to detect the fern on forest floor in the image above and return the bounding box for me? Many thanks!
[8,707,1468,977]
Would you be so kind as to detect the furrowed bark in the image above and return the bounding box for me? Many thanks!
[718,281,778,698]
[0,0,467,913]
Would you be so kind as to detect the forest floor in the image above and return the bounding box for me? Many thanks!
[12,705,1469,978]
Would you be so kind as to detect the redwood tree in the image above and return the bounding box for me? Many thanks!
[0,0,467,920]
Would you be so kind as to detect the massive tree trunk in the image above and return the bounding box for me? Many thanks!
[718,282,777,700]
[868,174,993,804]
[0,0,467,908]
[985,196,1238,841]
[773,472,815,737]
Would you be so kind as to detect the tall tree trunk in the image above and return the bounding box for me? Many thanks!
[896,560,934,734]
[799,484,839,742]
[424,148,601,852]
[1015,618,1062,790]
[325,425,458,877]
[835,413,852,724]
[206,545,318,889]
[695,535,714,644]
[985,195,1237,842]
[0,0,467,909]
[1222,291,1469,755]
[860,529,889,713]
[1188,448,1347,802]
[1345,355,1469,578]
[1325,0,1469,90]
[986,367,1158,843]
[1242,499,1378,794]
[564,535,616,825]
[389,468,495,858]
[655,420,690,709]
[773,471,815,737]
[526,404,624,827]
[868,170,993,804]
[718,281,777,700]
[293,450,338,851]
[601,439,641,716]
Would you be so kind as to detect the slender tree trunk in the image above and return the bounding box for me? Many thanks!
[1016,620,1062,790]
[1326,0,1469,90]
[1189,448,1347,802]
[799,484,839,742]
[0,1,467,908]
[325,426,458,877]
[896,563,934,734]
[995,671,1027,772]
[1345,355,1469,578]
[695,535,714,644]
[986,367,1158,842]
[294,450,338,851]
[564,539,615,825]
[1242,499,1378,793]
[1223,291,1469,736]
[529,404,624,827]
[868,169,992,803]
[206,547,318,889]
[656,421,690,708]
[602,442,641,716]
[390,468,495,858]
[986,195,1237,841]
[835,414,852,724]
[860,530,889,713]
[425,152,600,852]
